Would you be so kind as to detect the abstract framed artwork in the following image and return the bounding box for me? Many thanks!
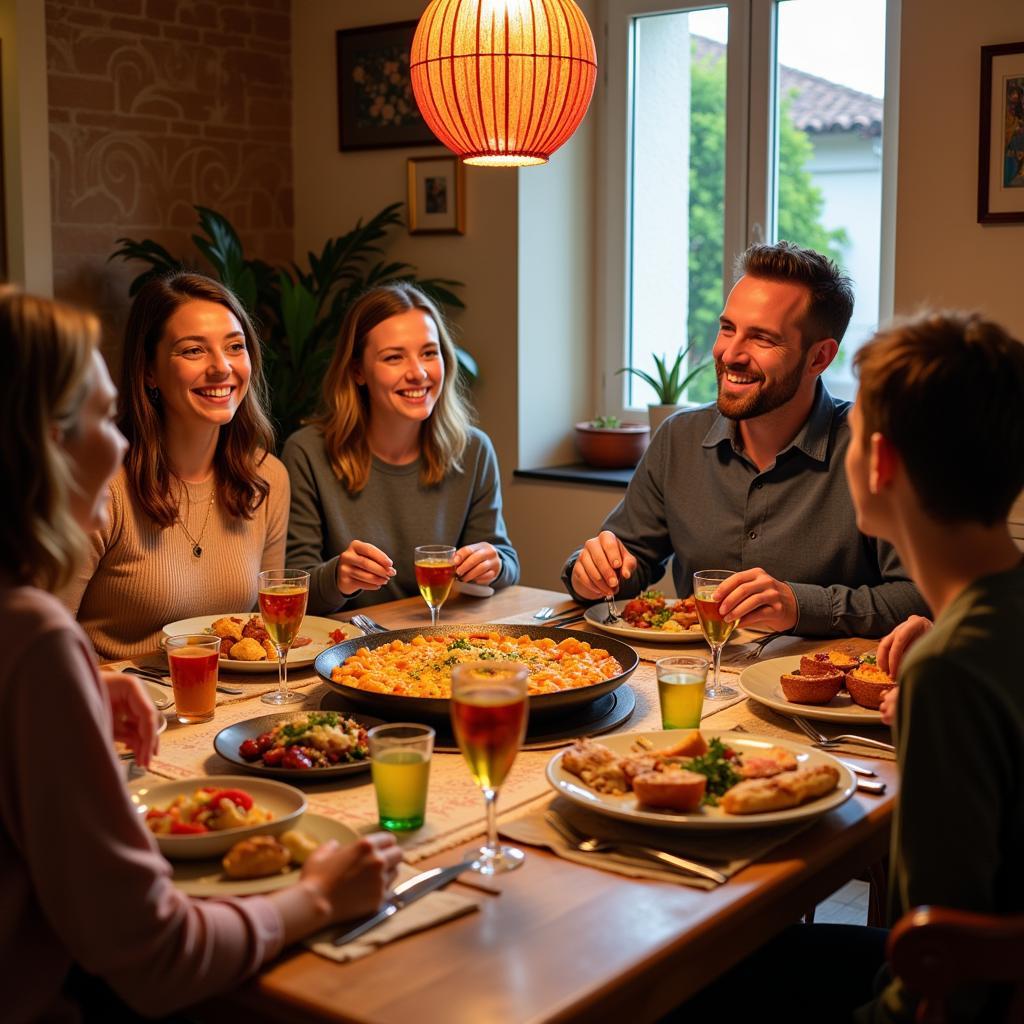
[978,41,1024,224]
[407,156,465,235]
[336,20,438,151]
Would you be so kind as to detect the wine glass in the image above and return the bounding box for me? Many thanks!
[258,568,309,706]
[692,569,739,700]
[450,661,529,875]
[414,544,456,626]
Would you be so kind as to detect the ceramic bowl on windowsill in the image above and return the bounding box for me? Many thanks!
[574,421,650,469]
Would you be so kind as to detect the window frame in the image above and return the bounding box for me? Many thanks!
[596,0,898,419]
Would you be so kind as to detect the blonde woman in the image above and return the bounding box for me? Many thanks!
[0,288,400,1020]
[62,272,289,659]
[283,282,519,613]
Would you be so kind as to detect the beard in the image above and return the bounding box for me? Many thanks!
[715,352,808,420]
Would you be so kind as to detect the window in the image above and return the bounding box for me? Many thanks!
[600,0,894,414]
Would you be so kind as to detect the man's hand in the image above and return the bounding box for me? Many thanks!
[570,531,638,600]
[714,568,798,632]
[337,540,396,596]
[877,614,933,677]
[101,670,161,768]
[454,542,501,585]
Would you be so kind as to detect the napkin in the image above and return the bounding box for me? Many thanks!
[307,863,481,962]
[501,797,811,891]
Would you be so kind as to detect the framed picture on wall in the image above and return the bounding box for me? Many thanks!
[407,156,465,235]
[978,40,1024,224]
[336,20,439,151]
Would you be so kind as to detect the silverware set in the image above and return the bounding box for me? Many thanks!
[544,810,728,884]
[791,714,895,755]
[737,631,786,660]
[350,614,390,635]
[122,665,244,696]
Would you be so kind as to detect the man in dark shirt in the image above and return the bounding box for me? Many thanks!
[563,241,927,636]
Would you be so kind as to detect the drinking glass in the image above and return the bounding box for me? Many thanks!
[368,723,434,831]
[450,661,529,875]
[655,655,709,729]
[414,545,456,626]
[692,570,739,700]
[258,568,310,706]
[162,633,220,724]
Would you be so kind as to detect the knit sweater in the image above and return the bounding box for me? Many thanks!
[61,457,289,660]
[282,425,519,613]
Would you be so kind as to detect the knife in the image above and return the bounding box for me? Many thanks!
[121,666,244,696]
[856,778,887,795]
[331,858,476,946]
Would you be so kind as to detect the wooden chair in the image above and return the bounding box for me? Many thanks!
[887,906,1024,1023]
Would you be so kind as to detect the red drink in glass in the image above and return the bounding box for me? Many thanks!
[164,635,220,723]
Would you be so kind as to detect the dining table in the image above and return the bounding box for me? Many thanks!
[130,584,898,1024]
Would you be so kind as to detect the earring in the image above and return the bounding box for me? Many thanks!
[146,386,160,402]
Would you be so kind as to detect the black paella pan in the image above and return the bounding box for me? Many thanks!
[314,623,639,721]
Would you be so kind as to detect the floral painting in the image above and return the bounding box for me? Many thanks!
[336,21,438,151]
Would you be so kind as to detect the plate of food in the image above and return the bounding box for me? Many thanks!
[546,729,855,830]
[130,775,307,859]
[583,590,759,646]
[316,623,639,720]
[170,813,358,897]
[213,710,381,779]
[739,653,893,724]
[162,614,363,674]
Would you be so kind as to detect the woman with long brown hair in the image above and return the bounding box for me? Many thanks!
[63,272,290,659]
[283,282,519,613]
[0,287,399,1021]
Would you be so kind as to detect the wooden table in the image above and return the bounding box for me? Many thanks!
[192,585,897,1024]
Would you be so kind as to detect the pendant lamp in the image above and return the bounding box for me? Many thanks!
[410,0,597,167]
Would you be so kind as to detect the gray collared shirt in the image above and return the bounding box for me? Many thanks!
[562,383,929,637]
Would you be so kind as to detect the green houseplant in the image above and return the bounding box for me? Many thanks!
[616,345,712,434]
[110,203,472,444]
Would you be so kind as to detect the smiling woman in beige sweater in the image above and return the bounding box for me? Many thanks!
[62,272,289,659]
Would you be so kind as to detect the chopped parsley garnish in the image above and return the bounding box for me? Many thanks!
[447,638,473,652]
[684,738,743,806]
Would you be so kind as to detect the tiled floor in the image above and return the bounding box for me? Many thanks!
[814,879,870,925]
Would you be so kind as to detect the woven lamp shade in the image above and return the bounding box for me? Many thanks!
[410,0,597,167]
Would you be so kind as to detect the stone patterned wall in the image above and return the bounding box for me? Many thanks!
[46,0,293,340]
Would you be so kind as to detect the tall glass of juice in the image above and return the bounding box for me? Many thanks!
[414,545,456,626]
[258,568,310,706]
[367,723,434,831]
[162,634,221,724]
[450,661,529,875]
[693,569,739,700]
[655,655,709,729]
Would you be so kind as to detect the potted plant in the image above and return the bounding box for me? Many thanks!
[110,203,472,445]
[574,415,650,469]
[617,345,711,434]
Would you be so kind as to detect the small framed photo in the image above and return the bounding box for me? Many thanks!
[336,20,438,152]
[407,156,465,235]
[978,41,1024,223]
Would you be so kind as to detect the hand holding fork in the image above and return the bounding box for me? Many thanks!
[569,531,637,608]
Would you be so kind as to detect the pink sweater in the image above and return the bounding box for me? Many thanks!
[0,584,284,1021]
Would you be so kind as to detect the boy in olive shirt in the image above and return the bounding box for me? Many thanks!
[844,310,1024,1022]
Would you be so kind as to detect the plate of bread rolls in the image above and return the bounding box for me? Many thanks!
[739,653,893,723]
[546,729,855,829]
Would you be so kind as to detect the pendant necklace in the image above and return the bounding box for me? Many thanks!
[176,482,215,558]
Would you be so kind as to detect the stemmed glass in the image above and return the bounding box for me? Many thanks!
[450,661,529,875]
[258,568,309,706]
[692,569,739,700]
[414,544,456,626]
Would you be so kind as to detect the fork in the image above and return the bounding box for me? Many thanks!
[534,606,556,620]
[738,631,785,660]
[544,811,728,885]
[602,597,621,625]
[350,614,389,635]
[791,715,895,754]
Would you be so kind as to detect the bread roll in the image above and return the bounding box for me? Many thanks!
[633,768,707,812]
[222,835,291,878]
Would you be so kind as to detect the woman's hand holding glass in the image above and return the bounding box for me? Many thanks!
[453,542,502,585]
[336,539,397,596]
[101,670,161,768]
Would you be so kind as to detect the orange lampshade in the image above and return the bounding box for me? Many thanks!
[410,0,597,167]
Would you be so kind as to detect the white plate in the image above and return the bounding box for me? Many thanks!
[170,814,359,897]
[130,774,307,859]
[162,614,363,674]
[583,604,759,646]
[739,655,883,724]
[546,729,855,830]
